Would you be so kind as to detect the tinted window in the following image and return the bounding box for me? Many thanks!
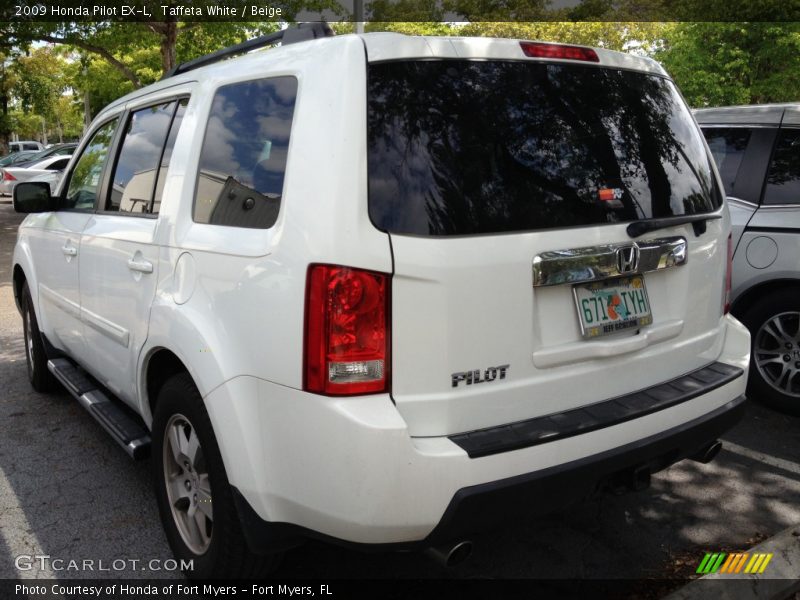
[764,128,800,205]
[193,77,297,229]
[107,102,175,214]
[46,158,69,170]
[152,98,188,214]
[64,119,118,210]
[23,143,39,151]
[368,61,720,236]
[702,128,751,195]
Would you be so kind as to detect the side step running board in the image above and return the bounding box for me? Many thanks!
[48,358,151,460]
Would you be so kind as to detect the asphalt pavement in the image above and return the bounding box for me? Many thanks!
[0,201,798,591]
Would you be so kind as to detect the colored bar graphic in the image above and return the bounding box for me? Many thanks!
[697,552,773,575]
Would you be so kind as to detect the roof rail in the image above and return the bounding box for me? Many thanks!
[162,22,335,79]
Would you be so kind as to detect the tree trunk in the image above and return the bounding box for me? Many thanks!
[161,21,178,74]
[83,87,91,133]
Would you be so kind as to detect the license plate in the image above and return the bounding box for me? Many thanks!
[573,275,653,339]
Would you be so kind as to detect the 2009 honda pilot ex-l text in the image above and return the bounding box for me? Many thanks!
[12,26,750,577]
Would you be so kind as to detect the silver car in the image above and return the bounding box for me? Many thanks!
[0,155,71,196]
[696,104,800,414]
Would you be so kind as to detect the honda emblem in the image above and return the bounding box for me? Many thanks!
[616,245,640,274]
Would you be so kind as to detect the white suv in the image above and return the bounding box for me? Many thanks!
[12,25,750,577]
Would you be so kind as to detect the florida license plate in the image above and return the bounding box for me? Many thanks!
[573,275,653,339]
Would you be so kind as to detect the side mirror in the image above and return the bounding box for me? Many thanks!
[13,182,57,213]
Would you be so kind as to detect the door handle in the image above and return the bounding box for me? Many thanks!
[127,258,153,274]
[61,245,77,257]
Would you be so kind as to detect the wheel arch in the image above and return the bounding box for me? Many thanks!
[731,278,800,320]
[142,347,192,428]
[12,264,26,313]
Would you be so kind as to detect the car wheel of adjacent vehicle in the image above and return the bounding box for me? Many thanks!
[21,282,57,393]
[741,290,800,415]
[152,372,281,578]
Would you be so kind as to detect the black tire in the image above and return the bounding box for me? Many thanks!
[21,282,58,393]
[739,289,800,416]
[152,372,281,579]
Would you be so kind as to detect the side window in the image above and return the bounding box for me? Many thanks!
[702,128,751,195]
[151,98,188,215]
[46,158,69,171]
[107,102,176,214]
[64,119,118,211]
[193,76,298,229]
[24,143,39,151]
[763,128,800,205]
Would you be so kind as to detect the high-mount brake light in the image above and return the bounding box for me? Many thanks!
[304,264,390,395]
[519,42,599,63]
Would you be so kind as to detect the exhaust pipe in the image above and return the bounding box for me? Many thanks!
[426,540,473,567]
[691,440,722,464]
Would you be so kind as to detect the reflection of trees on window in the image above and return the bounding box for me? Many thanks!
[65,119,118,210]
[764,129,800,205]
[193,77,298,229]
[367,61,718,236]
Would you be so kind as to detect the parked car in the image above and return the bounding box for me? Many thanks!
[12,24,749,578]
[696,104,800,415]
[0,155,72,196]
[0,150,39,167]
[11,143,78,169]
[9,140,44,153]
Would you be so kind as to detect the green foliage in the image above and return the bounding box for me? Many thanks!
[656,22,800,107]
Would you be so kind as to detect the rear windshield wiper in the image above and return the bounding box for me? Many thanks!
[626,213,722,238]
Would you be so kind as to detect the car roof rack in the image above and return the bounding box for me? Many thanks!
[163,22,335,79]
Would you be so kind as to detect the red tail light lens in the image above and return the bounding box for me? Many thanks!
[304,264,390,395]
[723,234,733,314]
[520,42,599,62]
[2,171,16,181]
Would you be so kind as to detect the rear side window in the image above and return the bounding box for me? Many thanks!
[193,76,298,229]
[46,158,69,171]
[368,61,720,236]
[702,128,751,196]
[763,128,800,205]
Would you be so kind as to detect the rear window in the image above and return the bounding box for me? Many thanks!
[367,60,721,236]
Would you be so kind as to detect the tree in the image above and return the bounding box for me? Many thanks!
[655,22,800,107]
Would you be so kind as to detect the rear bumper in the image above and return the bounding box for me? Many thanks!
[203,315,750,549]
[233,395,746,553]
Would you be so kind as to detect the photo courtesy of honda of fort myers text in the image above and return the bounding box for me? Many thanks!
[1,0,800,599]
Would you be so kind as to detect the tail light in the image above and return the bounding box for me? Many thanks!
[2,171,15,181]
[520,41,599,62]
[723,234,733,314]
[304,264,390,395]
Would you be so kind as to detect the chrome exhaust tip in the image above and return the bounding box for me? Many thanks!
[426,540,473,567]
[691,440,723,464]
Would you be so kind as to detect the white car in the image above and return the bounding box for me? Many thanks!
[11,24,750,578]
[0,155,72,196]
[8,140,44,153]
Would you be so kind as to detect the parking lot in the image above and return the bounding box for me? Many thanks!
[0,201,798,587]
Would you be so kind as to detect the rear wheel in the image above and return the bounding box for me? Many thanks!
[740,290,800,415]
[152,372,281,578]
[21,283,58,393]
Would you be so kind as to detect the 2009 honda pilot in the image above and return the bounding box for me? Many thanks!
[12,26,750,577]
